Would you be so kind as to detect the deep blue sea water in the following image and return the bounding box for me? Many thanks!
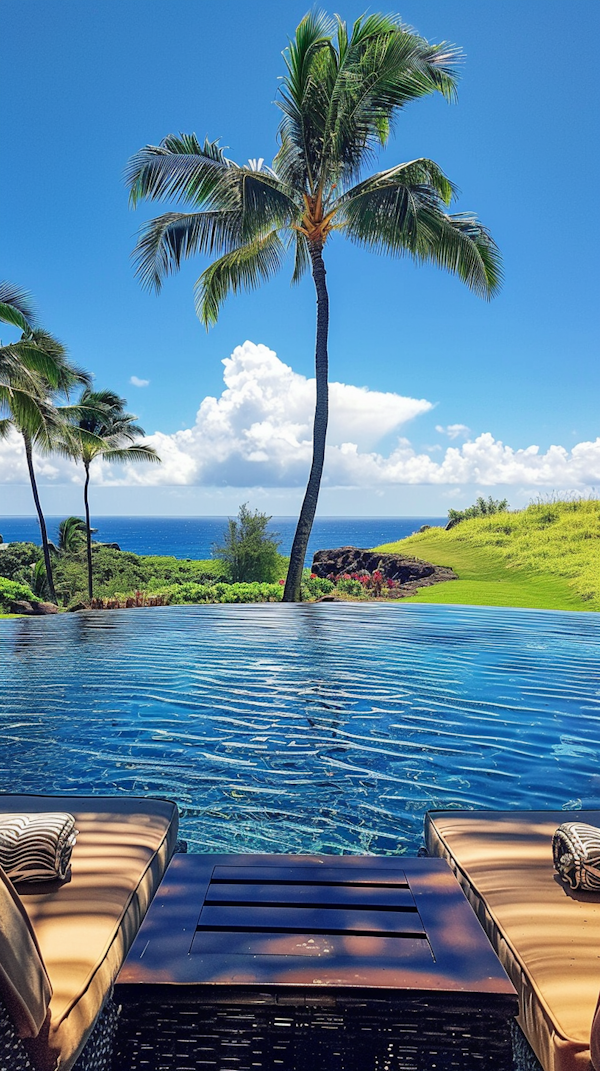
[0,515,445,562]
[1,603,599,855]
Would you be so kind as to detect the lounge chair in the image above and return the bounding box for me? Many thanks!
[0,794,178,1071]
[425,808,600,1071]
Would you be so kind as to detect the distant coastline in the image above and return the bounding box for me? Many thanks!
[0,516,446,563]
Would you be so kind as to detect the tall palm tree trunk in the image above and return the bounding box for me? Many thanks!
[83,462,94,603]
[283,244,329,602]
[22,433,57,604]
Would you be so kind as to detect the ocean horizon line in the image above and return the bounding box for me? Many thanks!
[1,513,446,520]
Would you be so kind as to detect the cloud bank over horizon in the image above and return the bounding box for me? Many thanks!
[1,341,599,496]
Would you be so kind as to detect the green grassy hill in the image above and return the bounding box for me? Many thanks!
[375,499,600,612]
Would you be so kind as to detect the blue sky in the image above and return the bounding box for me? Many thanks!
[1,0,599,517]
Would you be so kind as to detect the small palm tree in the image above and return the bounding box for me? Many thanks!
[68,389,160,601]
[57,516,91,554]
[1,286,90,602]
[127,11,501,601]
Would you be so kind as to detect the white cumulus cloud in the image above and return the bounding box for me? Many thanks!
[436,423,471,440]
[130,375,150,388]
[0,341,599,495]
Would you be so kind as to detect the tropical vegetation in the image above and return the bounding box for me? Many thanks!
[0,281,91,602]
[377,498,600,611]
[65,388,160,600]
[213,503,282,583]
[446,495,509,529]
[0,539,334,611]
[126,10,501,601]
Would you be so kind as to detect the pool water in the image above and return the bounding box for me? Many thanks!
[1,603,599,854]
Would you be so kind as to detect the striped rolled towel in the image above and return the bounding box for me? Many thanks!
[553,821,600,891]
[0,813,78,883]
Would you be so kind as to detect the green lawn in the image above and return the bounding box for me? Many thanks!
[375,499,600,612]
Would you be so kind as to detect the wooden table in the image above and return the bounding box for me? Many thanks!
[114,853,518,1071]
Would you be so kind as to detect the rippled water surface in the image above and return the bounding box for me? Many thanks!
[1,604,599,854]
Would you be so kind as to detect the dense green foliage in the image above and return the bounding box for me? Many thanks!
[0,542,42,583]
[214,504,282,583]
[50,547,227,606]
[0,540,338,611]
[0,576,39,611]
[447,495,509,529]
[376,499,600,611]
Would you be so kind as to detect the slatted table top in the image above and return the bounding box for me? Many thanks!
[117,853,516,1006]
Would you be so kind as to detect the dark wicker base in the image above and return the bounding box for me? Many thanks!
[0,996,118,1071]
[510,1022,544,1071]
[113,996,514,1071]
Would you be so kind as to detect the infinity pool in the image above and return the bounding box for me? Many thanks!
[1,603,599,853]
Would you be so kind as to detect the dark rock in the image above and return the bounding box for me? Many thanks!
[9,600,35,615]
[68,602,88,613]
[311,546,457,596]
[92,542,121,551]
[418,524,432,533]
[32,602,59,615]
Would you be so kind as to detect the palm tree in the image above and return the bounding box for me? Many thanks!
[1,286,90,602]
[68,389,160,601]
[126,11,501,601]
[57,516,91,554]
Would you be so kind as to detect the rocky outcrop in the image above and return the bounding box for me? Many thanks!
[311,546,456,597]
[9,600,59,615]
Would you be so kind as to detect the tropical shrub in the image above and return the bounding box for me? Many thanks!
[0,576,39,611]
[214,504,282,583]
[447,496,509,529]
[302,576,335,598]
[335,575,365,597]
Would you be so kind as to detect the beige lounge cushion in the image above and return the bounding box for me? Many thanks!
[1,794,178,1071]
[0,864,52,1038]
[426,809,600,1071]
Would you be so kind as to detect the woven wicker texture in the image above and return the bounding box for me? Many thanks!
[114,997,514,1071]
[0,996,117,1071]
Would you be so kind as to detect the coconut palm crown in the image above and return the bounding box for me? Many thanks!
[127,11,502,601]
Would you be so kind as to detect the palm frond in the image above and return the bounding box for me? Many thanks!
[0,282,36,332]
[321,18,462,186]
[101,444,161,464]
[417,212,503,297]
[126,134,233,208]
[133,210,243,291]
[343,176,501,296]
[195,229,286,327]
[291,231,310,284]
[275,11,337,190]
[338,159,456,208]
[235,168,299,241]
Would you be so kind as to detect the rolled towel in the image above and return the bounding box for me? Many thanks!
[0,813,77,883]
[553,821,600,891]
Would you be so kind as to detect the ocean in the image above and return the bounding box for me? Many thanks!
[0,516,445,563]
